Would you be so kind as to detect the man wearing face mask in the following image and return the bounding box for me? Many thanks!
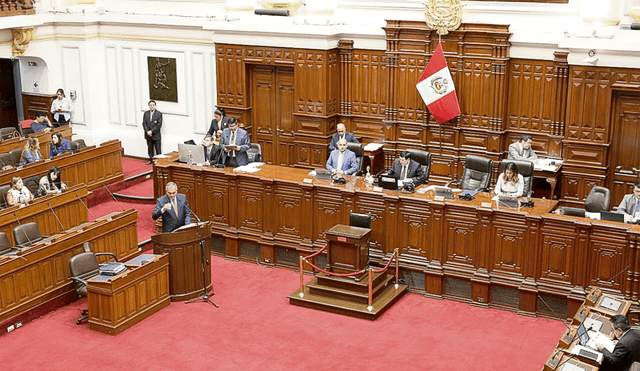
[595,315,640,371]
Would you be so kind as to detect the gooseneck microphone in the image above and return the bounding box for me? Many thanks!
[75,194,96,221]
[102,184,125,211]
[13,213,34,248]
[47,203,66,232]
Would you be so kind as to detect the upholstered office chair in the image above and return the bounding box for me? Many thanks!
[445,155,493,191]
[0,153,15,168]
[247,143,262,163]
[13,222,46,248]
[349,210,372,229]
[0,232,19,256]
[9,148,23,166]
[347,143,365,175]
[71,139,87,153]
[584,186,610,213]
[23,175,40,197]
[0,127,19,141]
[0,185,10,209]
[499,159,535,197]
[69,251,118,324]
[405,149,432,184]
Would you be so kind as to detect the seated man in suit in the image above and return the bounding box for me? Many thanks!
[508,134,538,162]
[328,123,359,151]
[326,138,358,176]
[595,314,640,371]
[202,135,221,165]
[617,181,640,219]
[152,182,191,233]
[387,150,426,185]
[220,118,251,167]
[30,112,53,133]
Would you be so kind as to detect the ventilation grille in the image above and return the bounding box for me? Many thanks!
[445,277,471,299]
[210,236,226,254]
[537,293,568,318]
[492,285,519,308]
[277,247,298,267]
[239,240,260,259]
[401,270,425,291]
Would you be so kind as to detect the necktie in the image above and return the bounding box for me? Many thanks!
[337,152,344,172]
[635,200,640,216]
[400,165,407,180]
[172,199,178,217]
[230,132,236,157]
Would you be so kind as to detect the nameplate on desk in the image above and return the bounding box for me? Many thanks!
[303,178,313,184]
[433,195,445,202]
[373,186,383,192]
[337,237,347,242]
[481,202,492,208]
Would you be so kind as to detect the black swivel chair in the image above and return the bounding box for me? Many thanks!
[499,159,535,197]
[71,139,87,153]
[0,232,20,256]
[23,175,41,197]
[405,149,432,184]
[0,185,10,208]
[9,148,23,166]
[347,143,365,175]
[445,155,493,191]
[68,251,118,324]
[247,143,262,163]
[0,153,16,168]
[559,186,611,217]
[0,127,19,141]
[13,222,46,248]
[349,210,372,229]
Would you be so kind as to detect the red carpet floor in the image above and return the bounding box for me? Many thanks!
[0,256,565,371]
[122,156,152,179]
[114,178,154,197]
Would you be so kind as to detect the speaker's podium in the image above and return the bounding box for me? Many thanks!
[151,221,212,301]
[288,224,407,320]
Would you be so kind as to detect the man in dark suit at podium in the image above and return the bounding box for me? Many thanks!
[596,315,640,371]
[152,182,191,233]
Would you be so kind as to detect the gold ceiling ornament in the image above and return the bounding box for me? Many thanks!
[424,0,462,36]
[12,28,34,57]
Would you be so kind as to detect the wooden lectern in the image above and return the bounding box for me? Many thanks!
[325,224,371,275]
[152,222,212,301]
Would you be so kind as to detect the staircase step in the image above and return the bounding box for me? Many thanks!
[316,270,388,293]
[308,274,397,304]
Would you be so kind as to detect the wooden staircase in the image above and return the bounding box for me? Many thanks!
[288,270,408,320]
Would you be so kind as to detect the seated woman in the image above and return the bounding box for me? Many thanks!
[19,138,43,166]
[7,176,34,207]
[39,166,67,195]
[49,132,71,158]
[494,162,524,197]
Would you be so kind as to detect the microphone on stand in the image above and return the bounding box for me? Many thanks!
[47,203,66,232]
[102,184,125,211]
[13,213,34,248]
[538,294,577,349]
[75,194,96,221]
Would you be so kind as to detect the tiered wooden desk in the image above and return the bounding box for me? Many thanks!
[543,287,631,371]
[153,156,640,319]
[87,253,171,335]
[0,125,72,158]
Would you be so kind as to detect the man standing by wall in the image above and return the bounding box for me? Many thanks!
[143,100,163,165]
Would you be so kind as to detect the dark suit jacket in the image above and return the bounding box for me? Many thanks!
[206,116,231,137]
[220,128,251,166]
[600,329,640,371]
[203,144,222,165]
[617,194,640,216]
[152,193,191,233]
[328,131,359,151]
[387,158,426,185]
[143,110,163,141]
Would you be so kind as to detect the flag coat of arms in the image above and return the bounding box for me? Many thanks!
[416,43,461,124]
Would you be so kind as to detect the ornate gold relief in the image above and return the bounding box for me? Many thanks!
[424,0,463,36]
[12,28,34,57]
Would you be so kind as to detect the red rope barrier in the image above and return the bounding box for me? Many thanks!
[302,257,367,277]
[372,252,396,274]
[303,244,327,260]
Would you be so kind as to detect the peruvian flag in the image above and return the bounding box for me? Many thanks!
[416,43,461,124]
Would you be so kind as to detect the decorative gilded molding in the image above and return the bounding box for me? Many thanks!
[424,0,462,36]
[12,28,34,56]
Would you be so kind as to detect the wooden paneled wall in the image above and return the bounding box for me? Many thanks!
[215,21,640,206]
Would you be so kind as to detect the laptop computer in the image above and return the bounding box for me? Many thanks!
[378,175,399,190]
[498,195,519,209]
[434,186,454,199]
[600,211,625,223]
[314,168,332,180]
[178,143,206,164]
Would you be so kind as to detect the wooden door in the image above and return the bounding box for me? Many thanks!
[0,59,18,128]
[609,92,640,206]
[250,65,294,166]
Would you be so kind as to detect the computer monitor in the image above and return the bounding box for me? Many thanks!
[378,175,399,190]
[497,195,520,209]
[577,322,590,347]
[434,186,454,199]
[314,168,332,180]
[600,211,624,223]
[178,143,206,164]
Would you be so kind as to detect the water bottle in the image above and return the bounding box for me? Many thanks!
[188,150,193,165]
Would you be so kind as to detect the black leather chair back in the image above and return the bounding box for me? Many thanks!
[0,128,19,140]
[585,186,611,213]
[71,139,87,152]
[459,155,493,191]
[0,153,16,167]
[13,222,44,247]
[69,252,100,296]
[23,175,40,197]
[347,143,364,174]
[405,149,432,183]
[560,207,586,217]
[9,148,23,165]
[0,185,10,208]
[247,143,262,163]
[499,160,534,197]
[0,232,12,255]
[349,211,372,229]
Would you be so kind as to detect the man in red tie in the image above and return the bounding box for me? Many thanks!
[152,182,191,233]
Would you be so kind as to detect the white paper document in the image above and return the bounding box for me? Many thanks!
[363,142,384,151]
